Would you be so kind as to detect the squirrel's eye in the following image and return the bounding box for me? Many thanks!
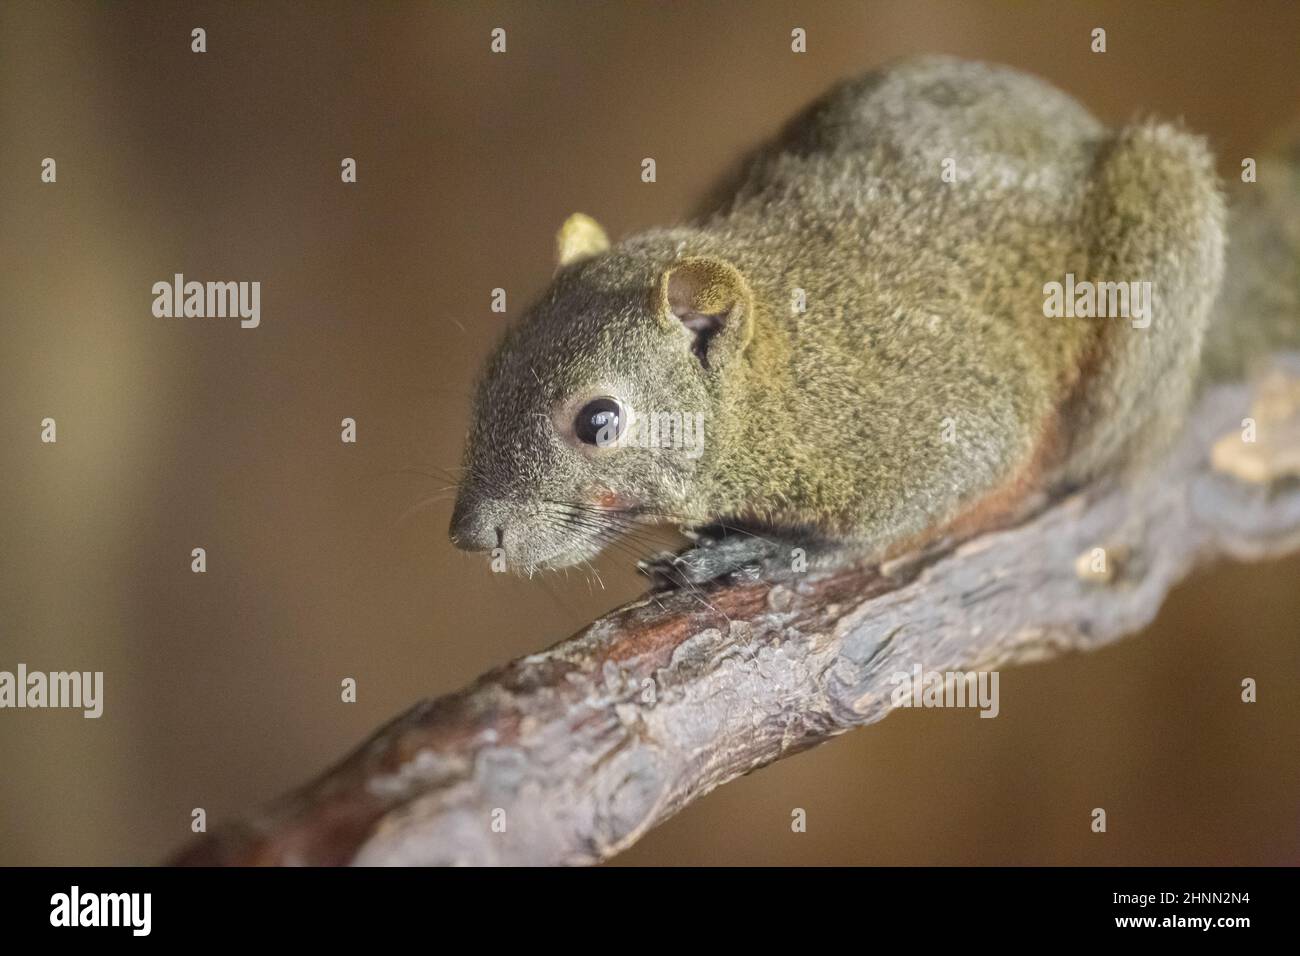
[574,397,625,447]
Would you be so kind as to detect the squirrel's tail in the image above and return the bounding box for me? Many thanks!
[1200,127,1300,382]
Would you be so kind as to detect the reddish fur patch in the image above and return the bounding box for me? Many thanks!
[885,410,1065,560]
[592,488,635,511]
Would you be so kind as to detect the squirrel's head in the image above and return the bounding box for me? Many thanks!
[449,213,755,573]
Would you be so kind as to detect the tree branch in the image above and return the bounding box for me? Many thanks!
[172,356,1300,866]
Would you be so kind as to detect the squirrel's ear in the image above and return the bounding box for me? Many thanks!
[658,256,754,369]
[555,213,610,268]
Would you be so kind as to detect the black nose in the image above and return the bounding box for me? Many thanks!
[449,498,505,552]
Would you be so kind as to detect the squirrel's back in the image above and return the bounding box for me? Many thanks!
[701,55,1102,224]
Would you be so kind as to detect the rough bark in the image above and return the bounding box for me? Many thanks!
[172,357,1300,866]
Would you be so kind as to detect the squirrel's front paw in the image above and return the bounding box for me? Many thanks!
[638,529,781,588]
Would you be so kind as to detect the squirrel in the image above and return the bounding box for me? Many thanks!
[449,55,1298,580]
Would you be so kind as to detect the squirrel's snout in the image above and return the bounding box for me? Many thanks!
[449,498,505,553]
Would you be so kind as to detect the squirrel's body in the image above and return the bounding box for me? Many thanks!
[451,57,1280,575]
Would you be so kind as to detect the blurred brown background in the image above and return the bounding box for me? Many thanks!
[1,1,1297,866]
